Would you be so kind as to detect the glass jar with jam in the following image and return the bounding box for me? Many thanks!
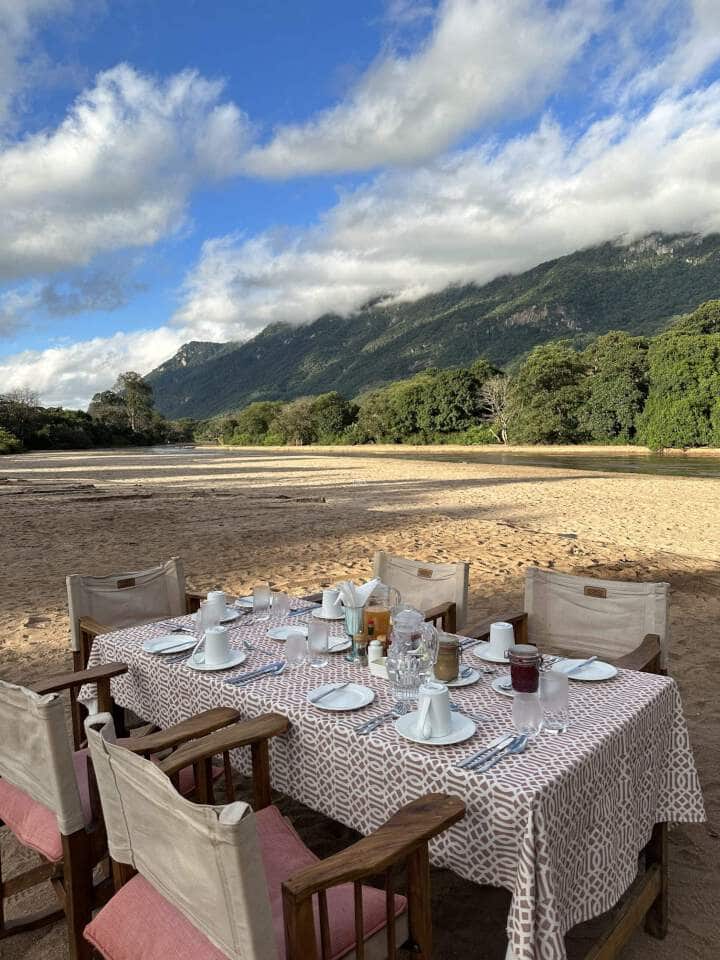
[507,644,542,693]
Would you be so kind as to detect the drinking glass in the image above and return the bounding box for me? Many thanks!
[512,692,543,739]
[387,651,423,701]
[195,600,219,641]
[284,629,307,669]
[272,591,290,620]
[253,584,271,621]
[540,670,569,732]
[308,619,329,669]
[343,604,365,663]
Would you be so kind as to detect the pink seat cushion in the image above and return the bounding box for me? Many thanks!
[85,805,407,960]
[0,751,210,863]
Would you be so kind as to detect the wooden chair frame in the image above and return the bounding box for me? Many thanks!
[466,611,667,957]
[302,592,457,634]
[70,588,205,750]
[101,715,465,960]
[0,664,238,960]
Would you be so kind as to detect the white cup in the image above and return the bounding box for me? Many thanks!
[415,681,451,739]
[206,590,227,622]
[488,621,515,659]
[192,625,230,666]
[321,588,343,618]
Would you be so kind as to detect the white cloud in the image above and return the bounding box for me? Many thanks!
[0,63,250,281]
[173,82,720,338]
[0,0,73,129]
[0,326,186,409]
[242,0,606,177]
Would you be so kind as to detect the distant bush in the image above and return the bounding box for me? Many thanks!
[0,427,21,453]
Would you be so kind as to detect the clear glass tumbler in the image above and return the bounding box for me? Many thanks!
[253,584,271,621]
[539,670,569,732]
[307,619,329,669]
[284,629,307,669]
[272,591,290,620]
[195,600,219,641]
[387,651,423,701]
[512,692,543,739]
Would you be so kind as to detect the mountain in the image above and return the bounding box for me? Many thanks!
[147,233,720,419]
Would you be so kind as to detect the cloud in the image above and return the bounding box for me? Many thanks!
[0,326,186,409]
[173,81,720,338]
[0,63,250,282]
[0,0,74,129]
[242,0,605,177]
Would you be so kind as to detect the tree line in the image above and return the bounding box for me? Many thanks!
[0,373,193,453]
[197,299,720,450]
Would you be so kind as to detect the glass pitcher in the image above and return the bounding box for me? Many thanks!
[363,581,401,643]
[386,606,438,700]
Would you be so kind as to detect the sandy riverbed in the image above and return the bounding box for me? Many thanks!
[0,447,717,959]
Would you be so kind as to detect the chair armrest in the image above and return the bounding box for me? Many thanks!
[78,615,113,639]
[159,712,290,778]
[118,707,241,756]
[301,591,323,604]
[185,590,206,614]
[32,662,128,696]
[611,634,662,673]
[282,794,465,900]
[423,600,457,633]
[463,611,528,643]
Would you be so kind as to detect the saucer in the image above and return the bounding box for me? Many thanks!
[554,659,617,682]
[143,634,196,655]
[308,683,374,711]
[444,668,481,688]
[395,711,476,745]
[491,676,516,698]
[267,624,308,641]
[184,649,247,672]
[192,607,241,625]
[471,641,511,664]
[312,609,345,621]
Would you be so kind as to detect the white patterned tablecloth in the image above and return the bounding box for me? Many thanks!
[82,601,705,960]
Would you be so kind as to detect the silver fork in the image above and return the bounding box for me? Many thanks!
[355,702,408,734]
[449,702,489,723]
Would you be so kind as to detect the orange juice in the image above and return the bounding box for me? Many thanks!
[363,605,391,638]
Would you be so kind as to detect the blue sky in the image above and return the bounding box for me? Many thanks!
[2,0,720,407]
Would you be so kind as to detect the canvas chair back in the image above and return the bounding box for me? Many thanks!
[373,551,469,628]
[85,716,277,960]
[524,567,669,668]
[66,557,186,652]
[0,679,84,837]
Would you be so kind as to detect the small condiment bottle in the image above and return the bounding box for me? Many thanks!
[354,633,369,666]
[507,644,542,693]
[368,639,384,664]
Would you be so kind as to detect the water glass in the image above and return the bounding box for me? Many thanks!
[387,651,423,701]
[284,629,307,669]
[512,692,543,739]
[253,584,271,621]
[272,591,290,620]
[195,600,219,640]
[307,619,329,669]
[343,604,365,662]
[540,670,569,733]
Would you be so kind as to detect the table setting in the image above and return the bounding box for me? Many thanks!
[80,581,705,960]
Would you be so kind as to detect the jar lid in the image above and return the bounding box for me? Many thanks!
[508,644,540,659]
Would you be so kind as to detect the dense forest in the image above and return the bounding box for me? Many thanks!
[0,373,193,454]
[195,300,720,450]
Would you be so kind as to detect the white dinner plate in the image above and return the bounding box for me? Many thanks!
[327,638,352,653]
[395,711,476,745]
[470,641,511,664]
[312,609,345,621]
[491,676,516,698]
[308,683,375,711]
[267,624,309,641]
[143,634,196,655]
[444,668,482,688]
[184,649,247,672]
[554,659,617,682]
[192,606,241,624]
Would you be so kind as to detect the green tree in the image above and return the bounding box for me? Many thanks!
[578,332,649,442]
[88,390,129,430]
[309,392,354,443]
[0,389,42,445]
[637,333,720,447]
[416,368,484,436]
[115,372,154,432]
[509,342,588,443]
[0,426,21,453]
[230,401,284,444]
[671,299,720,335]
[269,398,318,445]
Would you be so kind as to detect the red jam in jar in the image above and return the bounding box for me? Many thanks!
[508,644,542,693]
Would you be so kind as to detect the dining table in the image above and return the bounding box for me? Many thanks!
[80,595,705,960]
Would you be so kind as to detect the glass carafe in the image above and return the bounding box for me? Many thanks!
[363,582,401,643]
[386,606,438,700]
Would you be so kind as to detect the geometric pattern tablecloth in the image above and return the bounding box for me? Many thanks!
[83,602,705,960]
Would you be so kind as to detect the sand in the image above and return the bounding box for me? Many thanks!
[0,446,717,959]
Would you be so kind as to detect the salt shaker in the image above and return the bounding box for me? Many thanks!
[368,639,384,664]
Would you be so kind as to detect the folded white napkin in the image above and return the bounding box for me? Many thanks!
[336,577,381,608]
